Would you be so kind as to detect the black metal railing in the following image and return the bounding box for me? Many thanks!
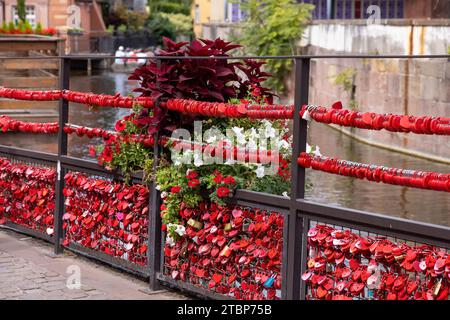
[0,53,448,300]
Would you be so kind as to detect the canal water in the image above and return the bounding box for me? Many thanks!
[0,70,448,227]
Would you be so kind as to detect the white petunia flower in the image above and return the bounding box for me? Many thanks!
[249,128,259,138]
[265,126,276,138]
[278,140,290,150]
[282,192,290,198]
[160,191,168,199]
[306,143,312,154]
[313,146,321,157]
[156,185,161,190]
[175,225,186,237]
[255,165,265,178]
[166,235,176,247]
[247,139,258,151]
[193,153,203,167]
[232,126,243,136]
[206,135,217,144]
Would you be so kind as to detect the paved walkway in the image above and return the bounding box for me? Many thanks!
[0,227,188,300]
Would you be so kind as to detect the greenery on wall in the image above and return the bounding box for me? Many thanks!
[236,0,314,95]
[17,0,26,23]
[331,67,358,110]
[147,0,193,44]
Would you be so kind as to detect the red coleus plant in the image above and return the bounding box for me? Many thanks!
[128,37,275,136]
[130,37,274,103]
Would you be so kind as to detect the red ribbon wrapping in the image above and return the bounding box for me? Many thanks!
[300,103,450,135]
[298,152,450,192]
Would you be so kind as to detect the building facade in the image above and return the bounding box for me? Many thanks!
[301,0,450,20]
[0,0,107,53]
[194,0,450,37]
[192,0,246,37]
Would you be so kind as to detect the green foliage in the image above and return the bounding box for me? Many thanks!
[117,24,127,32]
[148,0,193,15]
[17,0,26,23]
[110,140,152,183]
[160,12,193,36]
[331,67,358,109]
[34,22,42,34]
[17,21,25,33]
[106,24,114,34]
[236,0,314,94]
[146,14,176,45]
[112,5,148,31]
[24,20,32,31]
[248,174,290,195]
[147,1,193,41]
[1,22,7,31]
[8,22,15,32]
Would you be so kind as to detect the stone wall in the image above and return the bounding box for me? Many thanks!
[301,20,450,162]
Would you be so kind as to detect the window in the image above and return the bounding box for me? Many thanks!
[194,4,200,24]
[12,5,36,27]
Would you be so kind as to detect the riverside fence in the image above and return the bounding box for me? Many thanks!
[0,53,449,300]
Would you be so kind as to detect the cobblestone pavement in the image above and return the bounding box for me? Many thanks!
[0,228,188,300]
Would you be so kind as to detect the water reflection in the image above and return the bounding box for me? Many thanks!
[67,71,139,159]
[306,123,450,226]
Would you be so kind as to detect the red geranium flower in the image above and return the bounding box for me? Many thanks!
[115,120,126,132]
[186,171,198,180]
[101,147,113,162]
[88,145,96,157]
[213,173,223,184]
[171,186,181,193]
[217,186,230,198]
[223,176,235,185]
[188,179,200,188]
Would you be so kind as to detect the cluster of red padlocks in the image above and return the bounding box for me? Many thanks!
[0,87,62,101]
[0,157,55,234]
[64,124,157,147]
[298,152,450,192]
[61,90,154,108]
[163,203,284,300]
[0,88,154,108]
[303,224,449,300]
[63,124,114,140]
[301,103,450,135]
[0,116,58,134]
[163,99,293,119]
[63,172,150,266]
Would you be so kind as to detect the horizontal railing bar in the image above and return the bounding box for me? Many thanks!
[0,145,58,163]
[233,198,290,214]
[156,273,234,300]
[298,212,450,249]
[66,242,150,278]
[234,189,291,209]
[60,155,118,175]
[0,54,448,61]
[0,223,54,244]
[60,156,144,181]
[297,199,450,244]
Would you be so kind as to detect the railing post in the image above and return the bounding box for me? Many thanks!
[285,57,310,300]
[54,57,70,254]
[148,59,162,290]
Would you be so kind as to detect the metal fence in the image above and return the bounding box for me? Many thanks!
[0,53,449,300]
